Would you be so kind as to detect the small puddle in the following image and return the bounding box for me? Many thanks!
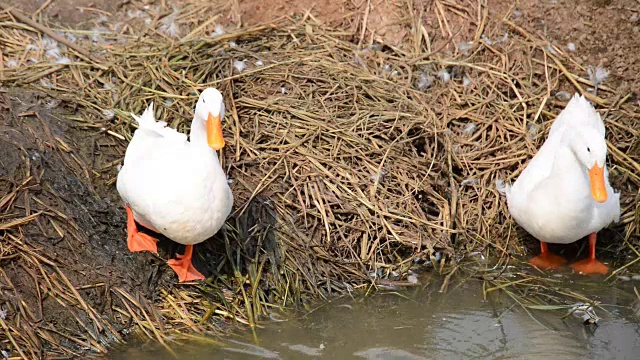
[110,274,640,360]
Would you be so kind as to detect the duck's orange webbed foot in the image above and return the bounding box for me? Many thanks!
[571,232,609,275]
[571,258,608,275]
[529,241,566,269]
[168,245,205,282]
[125,205,158,253]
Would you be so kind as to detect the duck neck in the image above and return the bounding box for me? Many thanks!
[189,116,208,146]
[551,143,590,199]
[189,115,224,173]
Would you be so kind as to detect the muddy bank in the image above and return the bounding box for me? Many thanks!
[0,89,179,357]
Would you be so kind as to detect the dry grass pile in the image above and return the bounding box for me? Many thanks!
[0,0,639,358]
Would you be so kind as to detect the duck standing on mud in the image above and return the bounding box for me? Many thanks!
[503,94,620,274]
[116,88,234,282]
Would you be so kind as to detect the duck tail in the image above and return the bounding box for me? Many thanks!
[495,179,510,197]
[130,102,156,129]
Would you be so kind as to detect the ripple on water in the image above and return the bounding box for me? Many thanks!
[108,279,640,360]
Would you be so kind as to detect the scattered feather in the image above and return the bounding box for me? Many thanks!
[353,54,366,69]
[40,36,58,50]
[102,109,115,120]
[39,78,52,88]
[369,42,383,52]
[555,91,571,101]
[631,13,639,22]
[127,9,143,18]
[545,44,557,55]
[390,70,398,77]
[457,41,473,53]
[513,10,521,18]
[6,59,18,68]
[437,69,450,83]
[416,72,434,90]
[46,47,61,59]
[461,123,477,136]
[481,34,493,46]
[567,42,576,52]
[495,179,508,196]
[0,309,5,320]
[95,14,109,25]
[229,40,237,48]
[164,98,174,106]
[460,178,478,186]
[26,44,39,51]
[463,75,472,87]
[27,57,38,64]
[370,170,386,183]
[91,29,104,43]
[496,33,509,43]
[44,99,61,109]
[1,350,8,360]
[255,60,264,66]
[527,123,538,140]
[407,274,418,284]
[212,24,225,37]
[160,12,181,38]
[233,59,247,72]
[587,65,609,87]
[281,87,287,94]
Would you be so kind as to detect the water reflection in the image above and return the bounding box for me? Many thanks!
[109,276,640,360]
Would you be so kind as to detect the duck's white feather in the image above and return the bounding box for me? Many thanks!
[504,94,620,244]
[116,101,233,245]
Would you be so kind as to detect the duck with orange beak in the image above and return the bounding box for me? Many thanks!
[503,94,620,274]
[116,88,233,282]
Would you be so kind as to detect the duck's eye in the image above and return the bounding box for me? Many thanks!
[587,147,591,152]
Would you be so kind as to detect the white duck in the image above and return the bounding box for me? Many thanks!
[116,88,233,282]
[504,94,620,274]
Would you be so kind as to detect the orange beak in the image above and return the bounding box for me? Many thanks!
[588,163,607,203]
[206,112,225,150]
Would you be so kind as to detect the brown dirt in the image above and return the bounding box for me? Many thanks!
[15,0,638,90]
[488,0,640,97]
[0,89,177,358]
[11,0,118,27]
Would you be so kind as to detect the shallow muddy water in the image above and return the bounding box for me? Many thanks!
[110,275,640,360]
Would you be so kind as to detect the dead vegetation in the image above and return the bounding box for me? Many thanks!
[0,0,639,358]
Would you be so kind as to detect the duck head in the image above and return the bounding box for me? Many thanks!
[194,88,226,150]
[569,126,608,203]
